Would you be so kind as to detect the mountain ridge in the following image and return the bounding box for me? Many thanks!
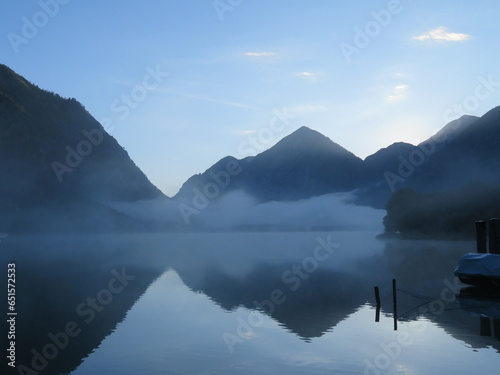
[2,63,499,234]
[0,64,166,232]
[174,112,488,208]
[174,125,366,202]
[404,106,500,192]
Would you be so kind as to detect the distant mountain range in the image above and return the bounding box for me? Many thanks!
[1,64,499,234]
[405,110,500,191]
[175,110,497,209]
[356,114,481,207]
[175,126,365,203]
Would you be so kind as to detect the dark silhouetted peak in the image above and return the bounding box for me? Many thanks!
[475,105,500,122]
[0,65,165,232]
[365,142,416,164]
[400,106,500,192]
[0,64,33,92]
[363,142,417,182]
[175,155,240,199]
[268,126,357,158]
[423,114,479,145]
[288,125,326,141]
[242,125,366,200]
[175,126,366,202]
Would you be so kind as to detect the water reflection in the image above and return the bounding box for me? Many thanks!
[173,235,384,339]
[384,239,500,352]
[1,235,169,375]
[1,232,500,375]
[458,287,500,341]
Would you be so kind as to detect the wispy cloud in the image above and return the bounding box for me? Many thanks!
[242,52,277,57]
[387,84,409,102]
[412,26,471,42]
[236,129,258,135]
[296,72,315,77]
[158,90,261,111]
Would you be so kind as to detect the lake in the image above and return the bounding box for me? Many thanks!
[2,231,499,374]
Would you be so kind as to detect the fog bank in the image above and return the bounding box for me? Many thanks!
[109,191,385,232]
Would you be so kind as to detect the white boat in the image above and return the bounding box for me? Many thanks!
[454,253,500,288]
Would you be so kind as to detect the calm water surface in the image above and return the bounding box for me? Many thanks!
[2,232,499,374]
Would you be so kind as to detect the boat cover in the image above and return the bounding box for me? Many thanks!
[454,253,500,277]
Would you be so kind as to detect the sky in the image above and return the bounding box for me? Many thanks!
[1,0,500,196]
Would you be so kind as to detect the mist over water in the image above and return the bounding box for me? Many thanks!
[109,191,385,232]
[3,231,497,375]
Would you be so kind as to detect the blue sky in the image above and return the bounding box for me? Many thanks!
[2,0,500,196]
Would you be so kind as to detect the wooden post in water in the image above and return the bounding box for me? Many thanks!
[489,219,500,254]
[374,286,381,306]
[480,317,492,337]
[374,286,381,322]
[375,304,381,323]
[493,319,500,340]
[476,221,487,253]
[392,279,398,331]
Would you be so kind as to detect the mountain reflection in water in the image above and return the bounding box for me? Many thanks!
[1,232,499,375]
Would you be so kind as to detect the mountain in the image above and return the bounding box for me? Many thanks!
[351,142,419,208]
[428,115,479,144]
[406,107,500,192]
[4,62,499,236]
[174,107,499,236]
[239,126,366,200]
[0,64,165,232]
[381,109,500,238]
[354,114,480,207]
[175,126,366,202]
[364,142,418,179]
[176,114,483,209]
[362,113,478,183]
